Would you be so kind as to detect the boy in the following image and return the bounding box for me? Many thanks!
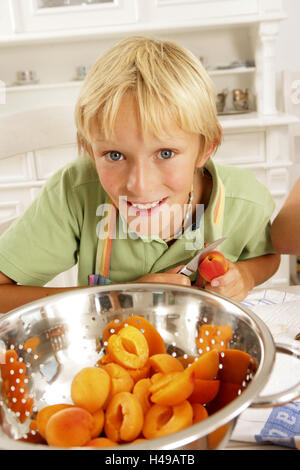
[0,36,280,312]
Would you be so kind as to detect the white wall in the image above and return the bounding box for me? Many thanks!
[276,0,300,72]
[276,0,300,188]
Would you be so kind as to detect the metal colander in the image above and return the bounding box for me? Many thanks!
[0,284,299,450]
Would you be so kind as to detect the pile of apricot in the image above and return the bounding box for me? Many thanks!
[2,315,254,448]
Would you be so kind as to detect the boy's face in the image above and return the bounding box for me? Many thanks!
[90,95,205,239]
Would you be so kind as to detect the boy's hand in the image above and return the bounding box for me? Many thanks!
[200,260,255,302]
[136,266,191,287]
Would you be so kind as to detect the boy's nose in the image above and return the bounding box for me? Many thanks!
[126,161,154,196]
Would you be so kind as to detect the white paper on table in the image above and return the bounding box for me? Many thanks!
[231,289,300,448]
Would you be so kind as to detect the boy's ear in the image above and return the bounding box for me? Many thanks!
[195,141,217,169]
[77,133,95,160]
[86,143,95,161]
[196,125,222,168]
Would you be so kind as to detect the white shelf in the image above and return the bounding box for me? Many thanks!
[219,112,300,129]
[0,12,287,48]
[6,81,82,92]
[5,80,299,131]
[5,67,257,92]
[208,66,256,76]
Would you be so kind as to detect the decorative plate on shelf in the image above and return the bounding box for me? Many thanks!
[217,109,252,116]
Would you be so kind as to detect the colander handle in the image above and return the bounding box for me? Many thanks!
[250,341,300,408]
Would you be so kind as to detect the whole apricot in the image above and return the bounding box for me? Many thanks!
[71,367,111,413]
[36,403,73,439]
[198,251,228,283]
[45,407,93,448]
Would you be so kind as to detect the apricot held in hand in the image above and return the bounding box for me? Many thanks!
[198,251,229,282]
[71,367,111,413]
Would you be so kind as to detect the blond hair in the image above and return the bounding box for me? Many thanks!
[75,36,221,158]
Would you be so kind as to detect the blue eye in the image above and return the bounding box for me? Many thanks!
[158,149,174,160]
[107,151,123,161]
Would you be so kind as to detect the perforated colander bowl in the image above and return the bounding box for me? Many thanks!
[0,284,299,450]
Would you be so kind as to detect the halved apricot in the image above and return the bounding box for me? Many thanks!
[188,379,220,405]
[0,349,32,422]
[19,419,46,445]
[149,371,194,406]
[186,350,220,380]
[192,403,209,424]
[208,423,230,450]
[102,320,123,347]
[91,408,105,438]
[133,378,152,414]
[104,391,144,442]
[127,360,151,383]
[24,337,40,352]
[196,324,232,353]
[150,372,164,384]
[0,358,26,380]
[143,401,193,439]
[206,382,242,414]
[102,363,134,396]
[107,326,149,370]
[149,354,184,374]
[84,437,118,448]
[10,396,34,424]
[122,316,166,355]
[97,352,114,366]
[218,349,251,384]
[177,355,197,369]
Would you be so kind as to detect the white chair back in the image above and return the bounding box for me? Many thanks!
[0,105,79,287]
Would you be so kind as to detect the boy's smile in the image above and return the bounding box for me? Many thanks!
[126,196,168,215]
[90,94,209,239]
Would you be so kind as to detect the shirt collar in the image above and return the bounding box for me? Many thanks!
[202,158,225,243]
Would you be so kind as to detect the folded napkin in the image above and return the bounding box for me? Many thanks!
[231,289,300,449]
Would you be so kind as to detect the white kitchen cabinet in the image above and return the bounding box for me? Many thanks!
[0,0,296,287]
[145,0,265,24]
[10,0,138,33]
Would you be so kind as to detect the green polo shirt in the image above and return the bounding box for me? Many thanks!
[0,156,276,287]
